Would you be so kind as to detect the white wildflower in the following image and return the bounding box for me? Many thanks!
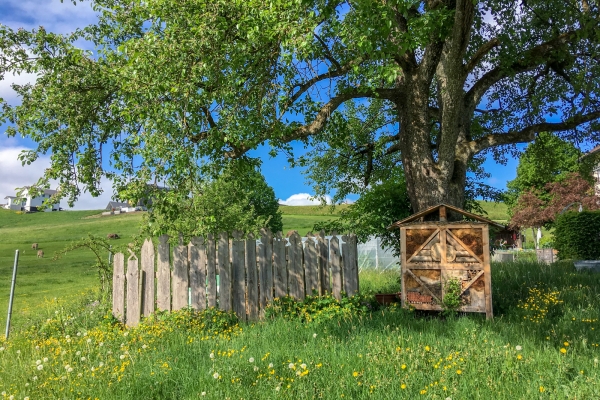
[249,357,254,363]
[515,345,522,351]
[213,372,219,379]
[37,364,43,371]
[313,333,317,338]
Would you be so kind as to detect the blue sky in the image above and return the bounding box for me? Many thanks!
[1,0,523,209]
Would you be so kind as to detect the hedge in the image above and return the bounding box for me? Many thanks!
[554,210,600,260]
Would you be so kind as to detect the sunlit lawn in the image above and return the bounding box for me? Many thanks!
[0,260,598,399]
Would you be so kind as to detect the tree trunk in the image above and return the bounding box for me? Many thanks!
[396,88,468,214]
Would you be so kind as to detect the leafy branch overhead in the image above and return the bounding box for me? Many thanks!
[1,0,599,213]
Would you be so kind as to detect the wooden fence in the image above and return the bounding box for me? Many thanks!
[112,230,358,326]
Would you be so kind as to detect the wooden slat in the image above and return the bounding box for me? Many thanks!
[346,234,359,296]
[287,232,304,300]
[341,235,350,296]
[156,235,171,311]
[140,239,155,317]
[304,234,318,295]
[218,232,231,311]
[206,234,217,308]
[318,230,329,295]
[172,241,189,310]
[273,231,287,298]
[189,237,206,310]
[330,234,342,300]
[232,230,246,321]
[482,225,494,319]
[246,233,258,320]
[259,228,273,308]
[406,262,482,270]
[126,252,140,327]
[112,253,125,322]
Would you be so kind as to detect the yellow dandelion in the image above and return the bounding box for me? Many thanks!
[456,370,462,375]
[560,348,567,354]
[517,355,523,360]
[401,364,407,370]
[539,386,545,393]
[352,371,359,377]
[563,342,569,347]
[401,384,406,389]
[425,346,430,352]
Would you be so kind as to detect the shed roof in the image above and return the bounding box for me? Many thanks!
[387,203,506,230]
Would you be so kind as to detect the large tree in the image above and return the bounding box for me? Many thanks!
[1,0,600,214]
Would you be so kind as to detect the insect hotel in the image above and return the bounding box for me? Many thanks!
[389,204,501,319]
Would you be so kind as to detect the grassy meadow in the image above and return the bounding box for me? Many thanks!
[2,201,597,399]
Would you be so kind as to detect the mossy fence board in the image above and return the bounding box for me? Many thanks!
[112,230,358,326]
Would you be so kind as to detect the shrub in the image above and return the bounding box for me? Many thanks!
[554,211,600,260]
[265,293,377,323]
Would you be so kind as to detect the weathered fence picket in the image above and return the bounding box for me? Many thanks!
[189,237,206,310]
[273,231,287,298]
[318,231,329,295]
[126,252,140,327]
[246,233,258,320]
[330,234,342,300]
[112,230,358,326]
[156,235,170,311]
[206,234,217,308]
[232,231,246,321]
[172,241,188,311]
[218,232,230,310]
[141,239,155,317]
[112,253,125,322]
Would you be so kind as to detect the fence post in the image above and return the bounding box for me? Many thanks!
[318,231,330,295]
[4,250,19,340]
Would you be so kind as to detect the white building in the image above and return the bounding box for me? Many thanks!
[584,145,600,196]
[2,188,61,212]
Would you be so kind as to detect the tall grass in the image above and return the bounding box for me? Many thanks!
[1,260,598,399]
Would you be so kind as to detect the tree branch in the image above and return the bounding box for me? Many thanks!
[462,110,600,155]
[280,56,365,117]
[226,88,396,158]
[466,30,581,110]
[313,32,342,70]
[464,38,500,74]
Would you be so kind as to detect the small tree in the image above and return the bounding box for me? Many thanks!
[509,172,600,248]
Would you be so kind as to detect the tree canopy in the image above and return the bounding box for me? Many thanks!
[505,131,594,210]
[1,0,599,216]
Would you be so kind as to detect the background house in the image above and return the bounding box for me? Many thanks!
[3,188,61,212]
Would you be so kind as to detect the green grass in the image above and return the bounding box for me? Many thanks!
[0,260,598,399]
[476,200,509,222]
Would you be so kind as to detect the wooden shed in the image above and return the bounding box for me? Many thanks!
[388,204,503,319]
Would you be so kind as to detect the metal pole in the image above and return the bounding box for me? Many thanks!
[5,250,19,340]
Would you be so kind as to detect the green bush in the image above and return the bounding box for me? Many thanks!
[554,211,600,260]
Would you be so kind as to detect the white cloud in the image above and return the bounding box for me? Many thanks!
[0,146,113,210]
[279,193,333,206]
[2,0,98,34]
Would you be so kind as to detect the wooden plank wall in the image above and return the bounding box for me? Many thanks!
[112,230,358,325]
